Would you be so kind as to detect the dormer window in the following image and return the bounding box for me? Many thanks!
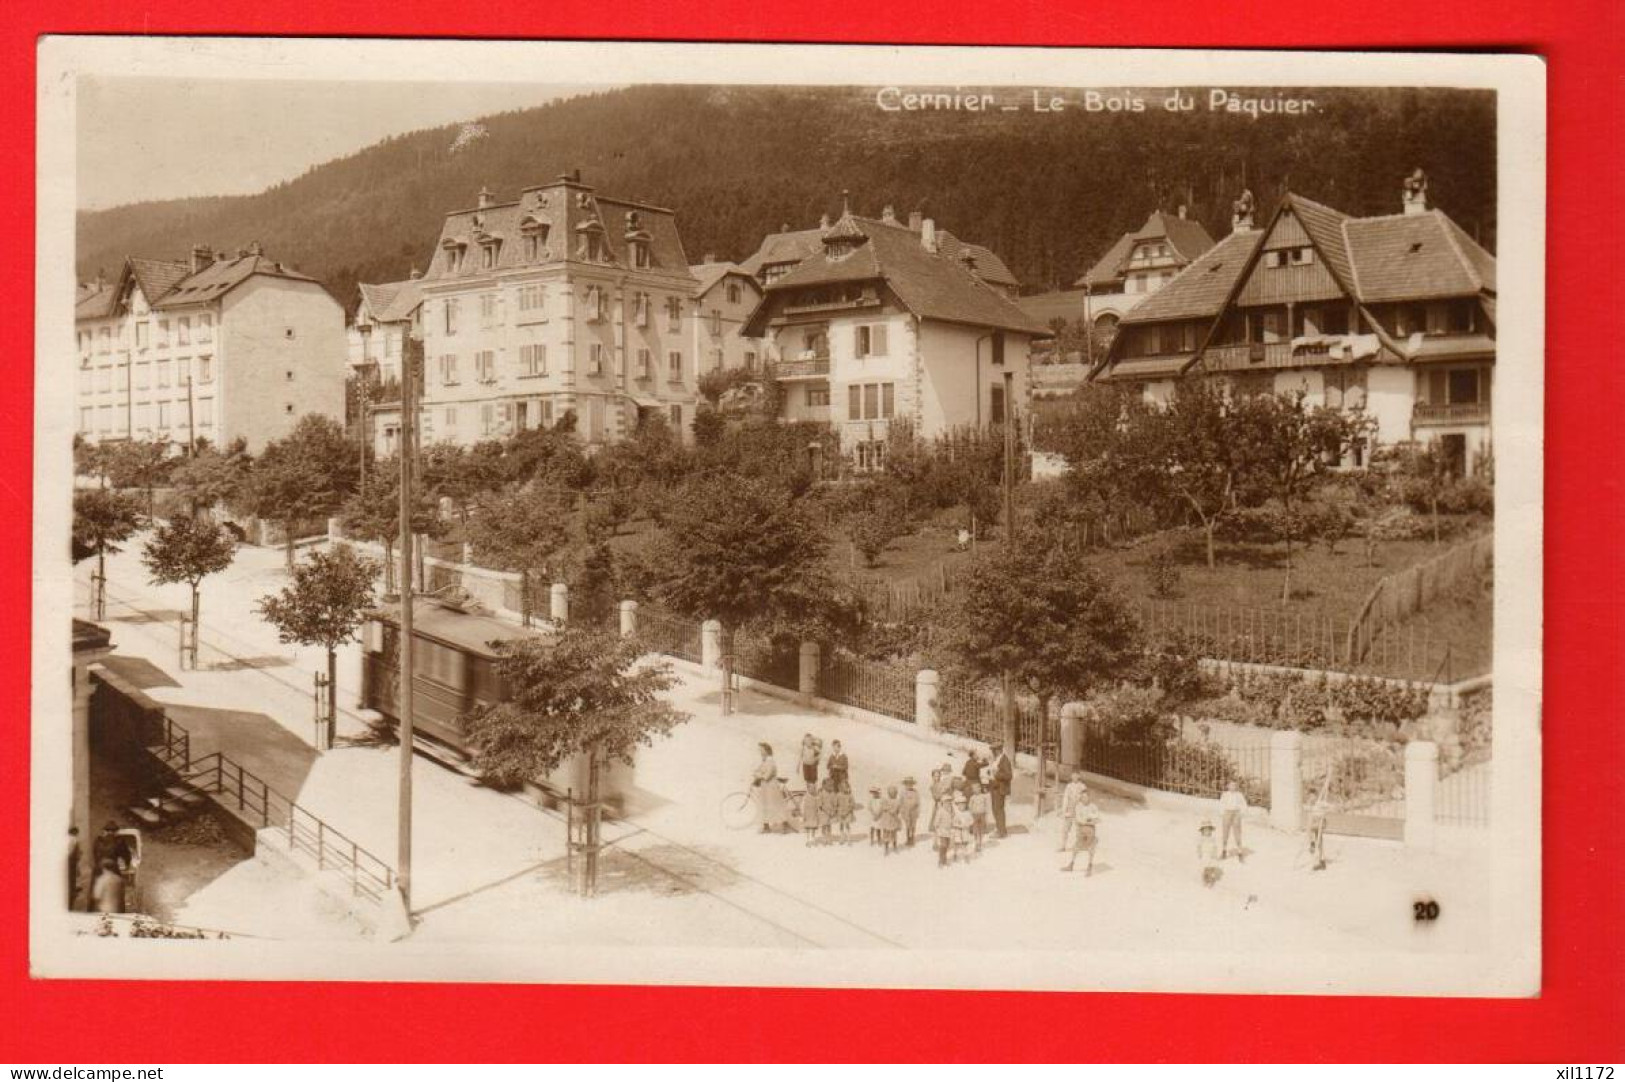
[520,216,551,262]
[480,242,500,270]
[442,241,466,273]
[631,240,652,269]
[577,221,607,262]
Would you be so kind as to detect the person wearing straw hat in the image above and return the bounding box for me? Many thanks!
[1197,818,1221,887]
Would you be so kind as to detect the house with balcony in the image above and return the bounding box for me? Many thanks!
[1019,206,1217,364]
[740,208,1048,469]
[74,243,346,454]
[379,175,702,451]
[1090,175,1497,475]
[348,276,425,457]
[740,204,1021,299]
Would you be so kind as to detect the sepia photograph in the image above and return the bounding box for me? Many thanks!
[32,39,1544,996]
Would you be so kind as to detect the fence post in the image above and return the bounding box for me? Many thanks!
[1404,740,1438,849]
[799,641,820,697]
[1059,702,1086,771]
[327,516,343,543]
[914,669,939,730]
[1269,730,1303,832]
[701,620,722,671]
[550,582,569,624]
[619,599,638,638]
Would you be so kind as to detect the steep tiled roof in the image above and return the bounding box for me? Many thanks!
[1341,210,1495,302]
[421,182,694,287]
[1078,234,1136,290]
[128,258,190,307]
[74,285,116,320]
[1077,211,1216,289]
[76,251,323,321]
[747,215,1047,336]
[740,217,1019,290]
[1286,194,1355,290]
[689,261,751,297]
[359,279,424,323]
[152,254,319,309]
[1120,230,1265,324]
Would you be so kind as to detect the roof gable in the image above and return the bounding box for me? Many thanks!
[750,216,1045,336]
[1119,229,1264,324]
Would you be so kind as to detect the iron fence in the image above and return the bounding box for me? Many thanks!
[635,606,704,664]
[1436,753,1491,828]
[935,678,1048,756]
[1079,720,1272,808]
[1136,598,1475,683]
[815,654,916,722]
[732,634,800,689]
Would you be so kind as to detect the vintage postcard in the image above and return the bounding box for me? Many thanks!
[32,38,1544,995]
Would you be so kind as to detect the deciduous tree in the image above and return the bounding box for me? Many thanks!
[141,515,236,664]
[945,530,1143,753]
[461,627,687,895]
[247,415,358,567]
[643,474,842,713]
[73,487,143,619]
[257,544,381,745]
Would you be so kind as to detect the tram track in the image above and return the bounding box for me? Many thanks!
[82,574,904,950]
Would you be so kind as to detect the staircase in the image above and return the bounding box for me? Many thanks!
[125,778,208,829]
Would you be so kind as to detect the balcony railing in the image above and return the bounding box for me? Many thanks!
[770,356,831,380]
[1413,402,1489,425]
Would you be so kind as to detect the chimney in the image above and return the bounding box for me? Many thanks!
[703,252,716,264]
[237,248,250,259]
[190,243,214,274]
[882,204,899,225]
[819,213,831,231]
[1402,168,1429,215]
[1231,190,1256,234]
[921,218,938,253]
[248,240,264,257]
[478,185,493,209]
[908,210,923,232]
[572,169,582,183]
[1177,204,1188,219]
[409,266,421,280]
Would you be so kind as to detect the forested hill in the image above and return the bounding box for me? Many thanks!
[76,84,1496,309]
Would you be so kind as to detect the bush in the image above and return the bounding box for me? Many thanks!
[1084,684,1174,742]
[1159,739,1271,804]
[1145,545,1182,598]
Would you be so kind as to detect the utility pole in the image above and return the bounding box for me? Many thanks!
[1000,369,1017,762]
[395,338,418,921]
[357,377,371,495]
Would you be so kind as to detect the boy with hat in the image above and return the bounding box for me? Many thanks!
[951,792,974,863]
[866,786,884,847]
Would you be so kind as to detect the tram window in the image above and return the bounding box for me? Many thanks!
[420,641,465,687]
[470,658,502,704]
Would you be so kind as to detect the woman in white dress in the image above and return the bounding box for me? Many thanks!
[753,742,791,833]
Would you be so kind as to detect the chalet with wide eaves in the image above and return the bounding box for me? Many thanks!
[1092,175,1496,476]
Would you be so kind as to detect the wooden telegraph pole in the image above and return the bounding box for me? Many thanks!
[396,339,418,919]
[1000,369,1018,761]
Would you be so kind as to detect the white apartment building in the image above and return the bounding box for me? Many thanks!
[741,209,1047,469]
[384,175,703,450]
[74,244,346,454]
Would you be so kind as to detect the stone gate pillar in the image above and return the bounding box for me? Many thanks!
[549,582,569,624]
[915,669,940,730]
[701,620,722,670]
[1405,740,1438,849]
[619,599,638,638]
[799,642,820,696]
[1270,730,1303,832]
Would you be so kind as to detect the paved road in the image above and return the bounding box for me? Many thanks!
[78,537,1494,962]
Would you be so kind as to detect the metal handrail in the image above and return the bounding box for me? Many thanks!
[153,717,396,901]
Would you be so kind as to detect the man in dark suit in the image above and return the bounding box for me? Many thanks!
[989,746,1014,837]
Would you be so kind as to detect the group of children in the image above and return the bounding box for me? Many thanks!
[790,765,998,868]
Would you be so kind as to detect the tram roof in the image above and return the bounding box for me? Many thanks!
[368,599,548,658]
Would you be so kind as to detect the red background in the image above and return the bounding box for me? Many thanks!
[4,3,1621,1063]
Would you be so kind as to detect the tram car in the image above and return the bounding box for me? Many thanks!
[359,599,634,809]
